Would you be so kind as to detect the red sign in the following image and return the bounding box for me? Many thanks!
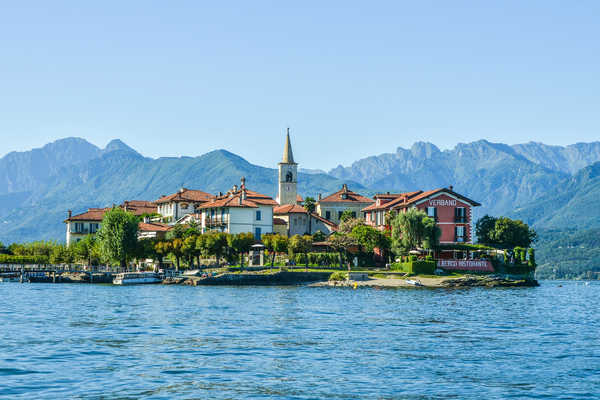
[437,259,494,272]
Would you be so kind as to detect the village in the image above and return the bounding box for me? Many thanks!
[36,129,536,288]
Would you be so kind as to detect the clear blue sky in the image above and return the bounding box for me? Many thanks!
[1,1,599,170]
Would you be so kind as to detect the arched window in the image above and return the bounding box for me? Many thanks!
[286,171,293,182]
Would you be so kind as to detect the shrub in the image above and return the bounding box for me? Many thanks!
[528,248,536,268]
[329,271,348,281]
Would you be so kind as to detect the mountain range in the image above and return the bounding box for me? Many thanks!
[1,137,600,279]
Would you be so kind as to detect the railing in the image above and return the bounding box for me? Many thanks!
[206,217,229,226]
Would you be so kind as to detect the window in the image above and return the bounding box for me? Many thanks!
[455,207,466,222]
[455,226,465,242]
[325,211,331,220]
[427,207,437,219]
[255,227,262,240]
[256,210,261,221]
[351,211,356,218]
[286,171,293,182]
[338,211,343,220]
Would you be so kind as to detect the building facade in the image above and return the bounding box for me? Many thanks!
[317,184,375,225]
[155,188,214,224]
[200,178,277,239]
[273,204,337,237]
[363,187,480,244]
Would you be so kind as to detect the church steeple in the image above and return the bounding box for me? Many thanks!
[281,127,296,164]
[277,128,299,205]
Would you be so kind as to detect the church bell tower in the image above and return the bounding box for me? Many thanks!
[277,128,298,205]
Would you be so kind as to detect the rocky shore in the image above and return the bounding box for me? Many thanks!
[310,275,539,289]
[162,271,331,286]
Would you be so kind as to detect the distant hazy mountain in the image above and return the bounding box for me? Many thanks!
[0,138,364,243]
[513,161,600,230]
[512,142,600,174]
[329,140,580,218]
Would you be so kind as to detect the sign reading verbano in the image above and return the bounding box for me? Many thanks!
[428,199,457,207]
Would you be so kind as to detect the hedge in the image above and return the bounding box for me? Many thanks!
[0,254,49,264]
[391,260,435,275]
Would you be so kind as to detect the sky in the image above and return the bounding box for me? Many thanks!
[0,1,599,170]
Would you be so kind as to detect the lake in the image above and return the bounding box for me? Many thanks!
[1,281,598,399]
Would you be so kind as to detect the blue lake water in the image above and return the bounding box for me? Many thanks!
[0,281,599,399]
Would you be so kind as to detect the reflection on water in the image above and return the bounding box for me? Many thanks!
[0,281,599,399]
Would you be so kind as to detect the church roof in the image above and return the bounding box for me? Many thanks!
[281,128,296,164]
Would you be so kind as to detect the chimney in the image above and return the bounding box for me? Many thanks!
[318,193,322,201]
[238,193,243,205]
[241,176,246,189]
[68,210,72,219]
[232,184,238,192]
[179,187,185,193]
[449,185,454,191]
[342,183,348,193]
[124,201,129,211]
[242,188,247,200]
[218,192,223,197]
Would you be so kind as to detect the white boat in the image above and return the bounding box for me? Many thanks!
[113,272,162,285]
[405,279,424,287]
[0,276,20,282]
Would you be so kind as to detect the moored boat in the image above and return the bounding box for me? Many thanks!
[405,279,424,287]
[113,272,162,285]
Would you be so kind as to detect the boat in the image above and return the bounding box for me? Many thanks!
[405,279,424,287]
[0,276,20,283]
[113,272,162,285]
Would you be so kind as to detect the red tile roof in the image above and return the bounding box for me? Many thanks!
[199,188,278,209]
[362,191,423,212]
[393,187,481,208]
[138,222,171,232]
[155,188,215,204]
[274,204,307,214]
[65,208,108,222]
[273,217,287,226]
[122,200,157,216]
[319,184,374,204]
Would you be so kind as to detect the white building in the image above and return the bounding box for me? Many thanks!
[199,178,277,239]
[155,188,214,224]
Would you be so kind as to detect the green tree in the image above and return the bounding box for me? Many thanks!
[476,215,498,245]
[262,233,289,268]
[96,207,139,269]
[227,232,255,267]
[350,225,389,254]
[73,234,100,266]
[154,240,172,269]
[182,235,198,268]
[303,196,316,234]
[340,209,355,223]
[390,208,438,255]
[328,233,358,269]
[50,244,74,264]
[490,217,537,249]
[202,232,229,266]
[289,234,313,270]
[312,230,326,242]
[338,217,364,234]
[170,238,185,271]
[168,223,186,240]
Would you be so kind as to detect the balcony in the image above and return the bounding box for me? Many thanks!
[206,217,229,227]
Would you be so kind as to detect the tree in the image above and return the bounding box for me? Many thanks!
[303,197,316,234]
[340,209,355,223]
[168,223,186,240]
[227,232,255,267]
[289,234,312,270]
[202,232,229,266]
[73,234,99,266]
[338,217,364,234]
[476,215,498,245]
[312,230,326,242]
[170,238,184,271]
[182,235,198,268]
[50,244,74,264]
[328,233,358,268]
[154,240,172,269]
[350,225,389,254]
[390,208,438,255]
[96,207,139,269]
[262,233,289,268]
[490,217,537,249]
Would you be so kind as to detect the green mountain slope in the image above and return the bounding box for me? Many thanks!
[0,142,365,243]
